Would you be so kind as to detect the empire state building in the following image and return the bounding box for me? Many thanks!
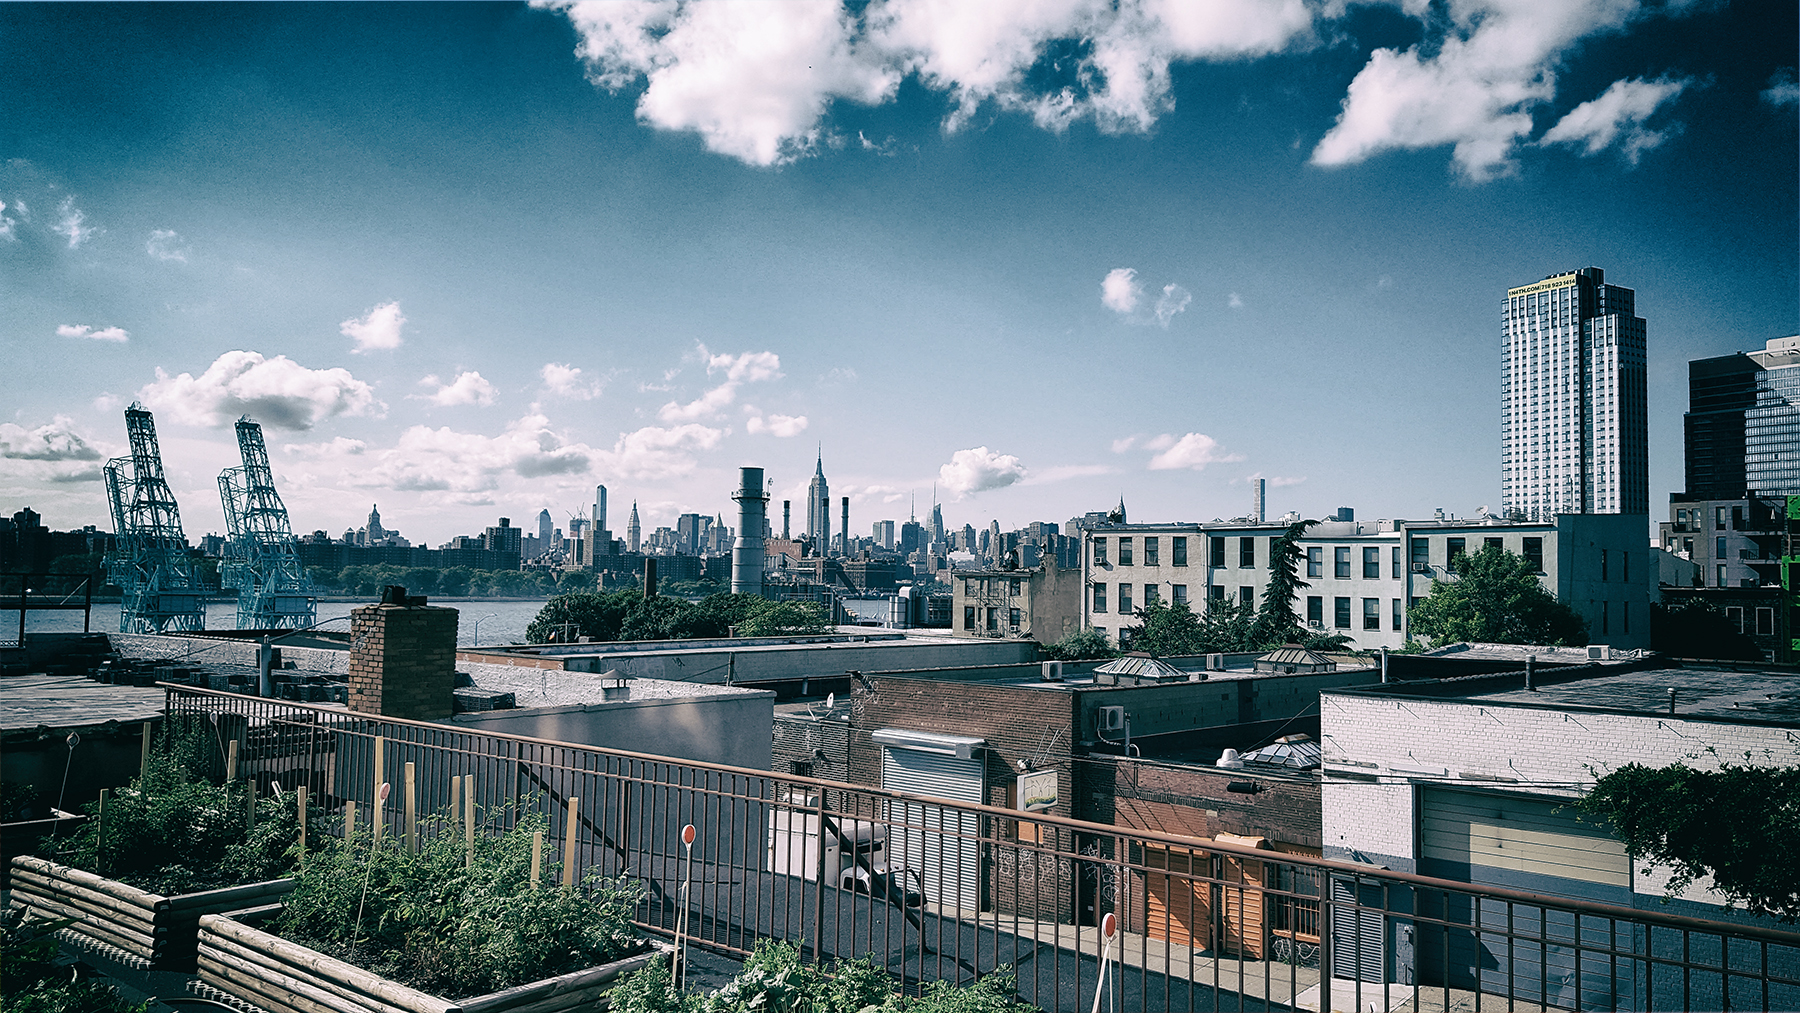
[806,449,830,555]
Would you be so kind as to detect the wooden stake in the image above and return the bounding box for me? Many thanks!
[371,738,385,842]
[463,776,476,868]
[449,775,461,827]
[530,830,543,889]
[345,800,357,843]
[140,722,152,775]
[96,789,110,875]
[226,739,240,782]
[562,796,580,887]
[297,785,309,857]
[403,762,417,853]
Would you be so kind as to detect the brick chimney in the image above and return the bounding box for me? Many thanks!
[348,600,459,720]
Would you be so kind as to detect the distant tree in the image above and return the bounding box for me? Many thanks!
[1407,543,1587,647]
[1196,596,1261,652]
[556,569,596,595]
[1581,760,1800,922]
[1041,628,1119,661]
[736,599,831,637]
[438,566,473,598]
[1651,599,1763,660]
[1253,519,1316,646]
[526,590,635,643]
[402,567,440,596]
[1125,599,1207,657]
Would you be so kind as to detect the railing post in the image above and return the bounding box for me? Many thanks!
[1319,875,1332,1013]
[811,789,827,962]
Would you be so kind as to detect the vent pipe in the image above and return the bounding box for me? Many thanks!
[782,499,791,540]
[732,467,769,595]
[1525,654,1535,691]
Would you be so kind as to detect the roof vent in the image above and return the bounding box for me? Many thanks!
[1216,748,1245,769]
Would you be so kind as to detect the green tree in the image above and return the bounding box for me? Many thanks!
[736,599,832,637]
[1252,518,1315,646]
[526,591,636,643]
[1581,760,1800,922]
[1125,598,1207,657]
[1407,543,1587,646]
[1041,628,1119,661]
[439,566,473,597]
[1196,596,1261,652]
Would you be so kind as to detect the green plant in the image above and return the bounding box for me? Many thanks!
[61,752,315,895]
[1041,628,1119,661]
[1252,519,1316,646]
[0,907,148,1013]
[277,808,644,998]
[1406,543,1587,647]
[1580,760,1800,922]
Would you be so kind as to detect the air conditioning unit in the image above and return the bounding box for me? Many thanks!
[1097,706,1126,734]
[1041,660,1064,681]
[1410,562,1430,573]
[1588,645,1612,661]
[1206,653,1226,670]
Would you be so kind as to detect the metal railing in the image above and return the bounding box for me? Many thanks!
[163,685,1800,1012]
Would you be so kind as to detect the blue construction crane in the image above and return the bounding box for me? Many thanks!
[218,417,315,630]
[104,404,207,633]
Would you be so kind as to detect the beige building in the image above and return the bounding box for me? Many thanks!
[949,555,1082,643]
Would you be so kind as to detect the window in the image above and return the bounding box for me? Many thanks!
[1172,584,1188,606]
[1306,596,1323,625]
[1009,608,1021,629]
[1208,585,1225,601]
[1732,506,1745,530]
[1210,536,1226,568]
[1144,537,1159,566]
[1717,564,1727,586]
[1363,546,1381,579]
[1362,598,1380,631]
[963,606,975,630]
[1392,598,1402,631]
[1757,607,1775,636]
[1410,537,1430,569]
[1600,549,1609,581]
[1447,537,1467,571]
[1093,538,1108,565]
[1716,536,1727,559]
[1119,584,1134,614]
[1677,508,1688,527]
[1307,546,1323,577]
[965,578,976,595]
[1239,586,1254,608]
[1093,583,1107,613]
[1334,596,1351,629]
[1523,537,1543,572]
[1392,546,1402,579]
[1716,506,1727,530]
[986,608,999,631]
[1172,537,1187,567]
[1683,537,1693,556]
[1725,606,1744,631]
[1622,551,1628,583]
[1334,546,1352,579]
[1484,537,1503,553]
[1239,537,1256,568]
[1010,578,1022,596]
[1119,537,1134,566]
[1600,601,1609,635]
[1143,584,1159,607]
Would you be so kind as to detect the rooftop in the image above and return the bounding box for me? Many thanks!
[1331,664,1800,726]
[460,662,769,710]
[0,673,166,732]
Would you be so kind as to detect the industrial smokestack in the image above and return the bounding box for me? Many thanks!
[643,557,657,599]
[782,500,791,540]
[840,496,849,556]
[732,467,769,595]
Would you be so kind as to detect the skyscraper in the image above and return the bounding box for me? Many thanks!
[807,448,830,554]
[627,502,641,554]
[537,509,553,545]
[1684,336,1800,498]
[1500,267,1648,521]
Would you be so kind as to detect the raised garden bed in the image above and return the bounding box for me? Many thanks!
[7,853,293,970]
[196,909,665,1013]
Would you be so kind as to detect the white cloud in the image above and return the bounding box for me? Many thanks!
[54,196,100,247]
[1541,75,1689,163]
[1143,433,1176,452]
[1101,267,1140,314]
[57,324,130,342]
[938,446,1027,497]
[1110,434,1141,454]
[1763,68,1799,108]
[1312,0,1647,181]
[595,423,727,481]
[659,346,783,421]
[146,229,187,262]
[0,416,104,462]
[359,414,593,491]
[139,350,383,430]
[551,0,898,166]
[1227,292,1244,309]
[283,436,368,459]
[418,371,498,407]
[1154,283,1191,325]
[541,362,603,399]
[747,413,809,437]
[0,200,16,241]
[1147,432,1243,470]
[341,300,406,353]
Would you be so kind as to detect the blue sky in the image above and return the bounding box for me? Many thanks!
[3,1,1795,547]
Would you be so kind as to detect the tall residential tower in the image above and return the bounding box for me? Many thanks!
[1500,267,1648,521]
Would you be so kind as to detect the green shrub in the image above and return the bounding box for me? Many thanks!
[62,751,316,895]
[277,808,643,999]
[0,907,148,1013]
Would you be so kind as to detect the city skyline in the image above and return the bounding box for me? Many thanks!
[3,2,1796,545]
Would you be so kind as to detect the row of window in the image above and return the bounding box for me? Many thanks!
[963,577,1024,597]
[962,606,1022,631]
[1305,596,1402,631]
[1305,545,1400,580]
[1092,536,1192,567]
[1091,583,1233,613]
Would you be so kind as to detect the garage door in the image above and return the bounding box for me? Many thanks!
[1419,788,1635,1009]
[882,746,983,913]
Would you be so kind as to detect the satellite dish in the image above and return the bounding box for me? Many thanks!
[825,692,836,713]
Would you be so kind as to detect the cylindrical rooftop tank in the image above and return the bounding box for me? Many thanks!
[731,466,769,595]
[890,586,913,629]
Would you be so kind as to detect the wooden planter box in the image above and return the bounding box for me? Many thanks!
[196,910,662,1013]
[6,854,294,971]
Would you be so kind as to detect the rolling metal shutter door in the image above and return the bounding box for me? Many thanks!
[1329,877,1386,984]
[1421,789,1628,888]
[881,746,983,913]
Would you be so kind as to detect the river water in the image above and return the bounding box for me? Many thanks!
[6,598,552,647]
